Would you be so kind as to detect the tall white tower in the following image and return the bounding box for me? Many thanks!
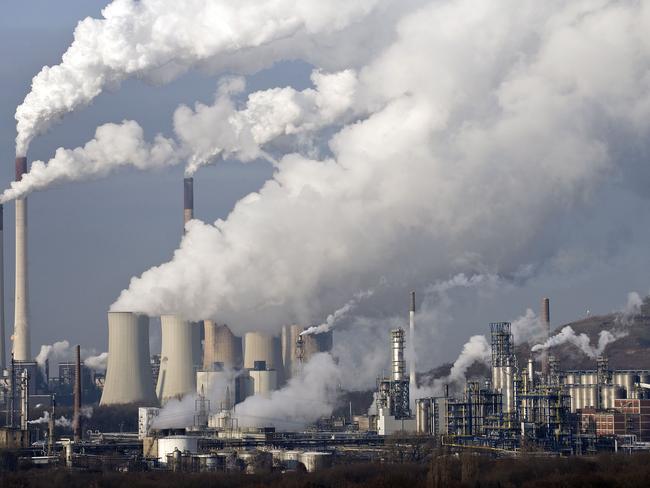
[12,156,29,361]
[409,291,416,391]
[156,315,196,402]
[100,312,157,405]
[0,204,5,370]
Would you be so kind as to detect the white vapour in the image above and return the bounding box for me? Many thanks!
[1,121,180,203]
[28,407,92,428]
[414,334,491,398]
[3,69,357,202]
[615,291,644,325]
[34,339,107,372]
[235,353,341,430]
[511,309,545,346]
[15,0,382,155]
[301,290,373,336]
[84,352,109,372]
[531,326,628,359]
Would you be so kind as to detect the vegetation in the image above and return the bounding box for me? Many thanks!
[2,451,650,487]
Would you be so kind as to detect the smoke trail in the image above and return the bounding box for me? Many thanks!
[235,353,341,430]
[615,291,644,326]
[510,309,545,346]
[301,289,372,336]
[3,69,356,202]
[531,326,628,359]
[15,0,381,156]
[1,121,180,203]
[84,352,109,372]
[35,340,71,370]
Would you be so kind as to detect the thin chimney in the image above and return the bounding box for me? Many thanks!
[73,344,82,442]
[183,177,194,228]
[0,203,5,370]
[13,156,29,361]
[409,291,416,391]
[541,297,550,377]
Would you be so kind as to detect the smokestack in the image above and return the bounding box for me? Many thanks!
[13,156,29,361]
[391,328,406,381]
[541,297,550,376]
[73,344,82,442]
[183,177,194,227]
[409,291,416,390]
[0,204,5,370]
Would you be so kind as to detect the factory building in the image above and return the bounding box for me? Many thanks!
[100,312,157,406]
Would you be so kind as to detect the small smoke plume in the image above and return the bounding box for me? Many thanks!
[531,326,628,359]
[615,291,644,325]
[235,353,341,430]
[34,339,107,372]
[301,289,372,336]
[35,340,71,370]
[84,352,109,372]
[1,121,180,203]
[510,308,545,345]
[15,0,380,155]
[28,408,92,428]
[425,335,491,396]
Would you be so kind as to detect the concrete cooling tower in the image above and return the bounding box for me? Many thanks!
[244,332,282,373]
[100,312,157,406]
[203,321,243,370]
[157,315,196,402]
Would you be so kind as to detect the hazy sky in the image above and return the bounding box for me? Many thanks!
[2,1,650,374]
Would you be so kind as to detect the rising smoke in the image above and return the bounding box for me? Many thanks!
[14,0,383,157]
[531,326,628,360]
[34,340,108,372]
[301,290,373,336]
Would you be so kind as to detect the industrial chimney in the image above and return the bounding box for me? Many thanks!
[541,297,550,377]
[156,315,196,402]
[0,204,5,370]
[100,312,158,405]
[184,177,193,228]
[409,291,416,391]
[73,344,82,442]
[12,157,29,361]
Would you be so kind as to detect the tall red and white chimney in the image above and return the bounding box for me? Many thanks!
[12,157,29,361]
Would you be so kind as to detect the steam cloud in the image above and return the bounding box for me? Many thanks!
[531,326,628,359]
[34,339,108,372]
[15,0,380,156]
[109,1,650,335]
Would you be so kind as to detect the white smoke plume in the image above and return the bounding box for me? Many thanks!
[615,291,644,325]
[28,408,92,428]
[531,326,628,359]
[3,69,357,202]
[1,121,180,203]
[235,353,341,430]
[510,308,545,346]
[301,289,373,336]
[34,339,107,372]
[84,352,109,372]
[15,0,382,156]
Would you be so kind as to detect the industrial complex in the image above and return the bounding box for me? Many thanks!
[0,165,649,474]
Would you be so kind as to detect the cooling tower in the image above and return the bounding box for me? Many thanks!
[203,321,243,370]
[12,157,29,361]
[157,315,196,401]
[244,332,280,371]
[0,204,5,370]
[100,312,157,405]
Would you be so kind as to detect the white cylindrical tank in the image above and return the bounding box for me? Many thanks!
[157,436,198,463]
[299,452,332,472]
[244,332,277,370]
[196,371,235,410]
[565,373,576,385]
[100,312,158,405]
[157,315,196,402]
[582,373,597,385]
[612,372,636,399]
[249,369,278,398]
[415,399,431,434]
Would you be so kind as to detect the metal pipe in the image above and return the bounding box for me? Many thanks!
[409,291,416,390]
[73,344,82,442]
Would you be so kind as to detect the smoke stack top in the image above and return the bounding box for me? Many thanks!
[410,291,416,313]
[184,177,193,210]
[15,157,27,182]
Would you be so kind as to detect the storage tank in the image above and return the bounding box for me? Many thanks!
[204,321,242,370]
[564,373,576,385]
[157,315,196,402]
[157,435,198,463]
[100,312,158,405]
[612,372,637,398]
[584,385,599,409]
[581,373,597,385]
[299,452,333,472]
[599,385,625,410]
[415,399,432,435]
[568,386,579,412]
